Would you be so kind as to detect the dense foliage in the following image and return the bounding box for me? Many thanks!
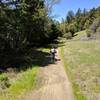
[0,0,62,67]
[61,7,100,39]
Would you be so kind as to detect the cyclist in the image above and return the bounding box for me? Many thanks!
[50,47,57,62]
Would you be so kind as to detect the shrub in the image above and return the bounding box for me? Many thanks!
[90,18,100,33]
[86,29,92,37]
[96,26,100,34]
[0,74,10,89]
[64,32,72,39]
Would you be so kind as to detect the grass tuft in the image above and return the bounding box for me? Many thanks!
[0,67,39,100]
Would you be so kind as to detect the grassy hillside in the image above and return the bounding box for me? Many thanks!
[60,31,100,100]
[73,31,87,40]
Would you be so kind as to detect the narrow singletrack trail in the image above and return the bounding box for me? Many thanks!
[24,49,74,100]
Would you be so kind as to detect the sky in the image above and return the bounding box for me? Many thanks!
[52,0,100,22]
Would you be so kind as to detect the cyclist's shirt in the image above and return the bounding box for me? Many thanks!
[51,48,56,54]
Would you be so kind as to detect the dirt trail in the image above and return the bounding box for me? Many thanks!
[24,49,74,100]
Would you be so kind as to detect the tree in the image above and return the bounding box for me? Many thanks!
[90,18,100,33]
[66,10,74,23]
[45,0,60,17]
[83,8,87,16]
[0,0,62,66]
[63,7,100,40]
[76,8,82,17]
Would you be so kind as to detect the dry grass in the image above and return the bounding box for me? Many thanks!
[60,31,100,100]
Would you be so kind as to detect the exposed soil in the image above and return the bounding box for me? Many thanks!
[24,49,74,100]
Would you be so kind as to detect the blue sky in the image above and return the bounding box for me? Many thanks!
[52,0,100,22]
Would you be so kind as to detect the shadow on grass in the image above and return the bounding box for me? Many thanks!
[43,40,65,49]
[0,49,52,73]
[31,49,52,67]
[0,40,65,73]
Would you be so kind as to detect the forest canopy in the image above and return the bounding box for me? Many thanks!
[0,0,62,67]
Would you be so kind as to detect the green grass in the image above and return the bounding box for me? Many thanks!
[0,48,50,100]
[0,67,39,100]
[60,31,100,100]
[39,48,50,53]
[73,30,86,40]
[0,74,7,81]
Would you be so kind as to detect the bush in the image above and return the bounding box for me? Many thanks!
[90,18,100,33]
[0,74,7,81]
[96,26,100,34]
[64,32,72,39]
[86,29,92,37]
[0,74,10,89]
